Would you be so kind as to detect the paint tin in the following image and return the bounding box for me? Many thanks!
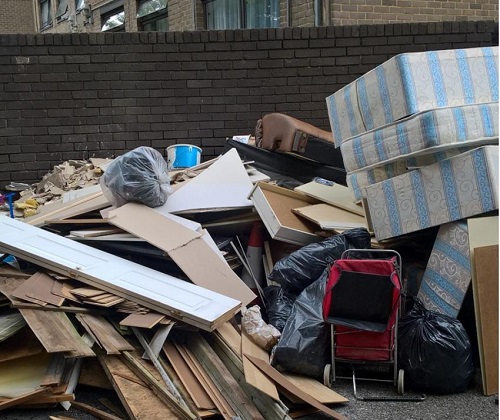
[166,144,202,170]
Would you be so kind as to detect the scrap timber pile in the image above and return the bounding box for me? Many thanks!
[0,148,352,420]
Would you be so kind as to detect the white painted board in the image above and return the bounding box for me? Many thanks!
[0,217,240,331]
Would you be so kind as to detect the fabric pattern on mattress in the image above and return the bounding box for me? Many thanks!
[326,46,499,146]
[340,102,499,173]
[347,140,499,200]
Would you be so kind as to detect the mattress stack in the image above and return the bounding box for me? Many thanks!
[326,46,499,242]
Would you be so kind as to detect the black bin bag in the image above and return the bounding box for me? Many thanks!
[268,227,371,295]
[398,298,474,394]
[262,285,296,332]
[270,269,329,379]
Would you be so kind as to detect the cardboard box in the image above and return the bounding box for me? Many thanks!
[365,146,499,241]
[326,46,499,146]
[248,182,323,246]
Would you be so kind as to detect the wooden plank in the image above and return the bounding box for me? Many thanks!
[25,191,109,227]
[467,216,499,396]
[70,401,124,420]
[282,374,348,404]
[244,355,348,420]
[0,325,44,363]
[19,309,95,357]
[40,353,66,386]
[472,244,499,396]
[75,314,134,354]
[121,350,197,420]
[163,341,215,410]
[0,388,49,411]
[175,342,236,420]
[215,322,241,356]
[119,312,166,328]
[186,334,264,420]
[241,330,279,401]
[98,354,178,420]
[0,216,240,331]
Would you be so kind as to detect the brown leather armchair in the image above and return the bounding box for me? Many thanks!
[255,113,334,153]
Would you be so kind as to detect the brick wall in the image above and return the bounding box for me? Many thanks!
[0,0,36,34]
[330,0,499,25]
[0,21,498,185]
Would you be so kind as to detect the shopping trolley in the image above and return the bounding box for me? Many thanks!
[322,249,425,401]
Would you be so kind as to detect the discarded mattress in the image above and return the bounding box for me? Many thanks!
[326,46,499,146]
[345,146,492,201]
[364,145,499,241]
[340,102,499,173]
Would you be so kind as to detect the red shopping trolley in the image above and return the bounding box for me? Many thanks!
[322,249,424,401]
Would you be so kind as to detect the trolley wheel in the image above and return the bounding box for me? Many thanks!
[397,369,404,395]
[323,364,333,388]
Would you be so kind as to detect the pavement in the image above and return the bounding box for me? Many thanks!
[1,368,498,420]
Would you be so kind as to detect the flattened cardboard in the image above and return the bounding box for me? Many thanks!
[248,182,323,246]
[158,148,254,214]
[108,202,256,307]
[292,203,367,231]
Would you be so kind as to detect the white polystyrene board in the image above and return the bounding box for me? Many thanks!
[157,148,254,214]
[0,216,240,330]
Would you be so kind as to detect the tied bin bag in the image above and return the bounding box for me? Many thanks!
[397,298,474,394]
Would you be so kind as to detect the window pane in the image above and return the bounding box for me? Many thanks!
[206,0,241,30]
[102,9,125,31]
[40,0,52,27]
[245,0,279,28]
[142,16,168,31]
[76,0,84,10]
[56,0,68,18]
[137,0,167,18]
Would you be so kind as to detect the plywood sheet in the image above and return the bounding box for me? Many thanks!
[472,244,499,395]
[467,216,499,395]
[0,217,240,331]
[282,373,349,404]
[98,354,178,420]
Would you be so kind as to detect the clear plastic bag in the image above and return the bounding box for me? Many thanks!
[100,146,173,208]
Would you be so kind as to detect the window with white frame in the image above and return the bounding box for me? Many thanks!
[40,0,52,29]
[204,0,279,30]
[76,0,85,11]
[137,0,168,31]
[101,7,125,31]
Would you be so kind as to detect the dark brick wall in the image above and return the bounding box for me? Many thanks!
[0,21,498,185]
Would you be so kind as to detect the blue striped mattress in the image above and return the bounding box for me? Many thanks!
[326,46,499,147]
[341,102,499,173]
[364,145,498,241]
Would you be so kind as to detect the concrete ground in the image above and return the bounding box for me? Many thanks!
[1,369,498,420]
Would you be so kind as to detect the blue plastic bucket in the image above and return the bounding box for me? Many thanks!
[166,144,202,170]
